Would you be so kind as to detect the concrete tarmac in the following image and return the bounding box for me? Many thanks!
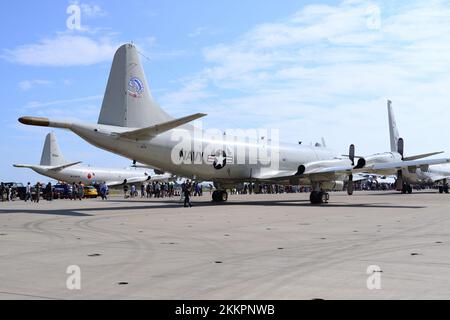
[1,191,450,300]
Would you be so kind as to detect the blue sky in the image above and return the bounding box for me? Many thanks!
[1,0,450,183]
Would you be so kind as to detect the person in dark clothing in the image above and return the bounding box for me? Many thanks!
[184,180,192,208]
[71,183,77,200]
[35,182,41,203]
[123,184,129,198]
[146,183,152,198]
[45,182,53,201]
[0,183,4,202]
[77,182,84,200]
[141,184,145,198]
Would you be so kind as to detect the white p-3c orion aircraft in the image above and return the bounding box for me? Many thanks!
[17,43,450,204]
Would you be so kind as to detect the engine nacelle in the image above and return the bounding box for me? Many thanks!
[297,158,352,175]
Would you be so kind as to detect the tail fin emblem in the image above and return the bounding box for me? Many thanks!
[128,77,144,98]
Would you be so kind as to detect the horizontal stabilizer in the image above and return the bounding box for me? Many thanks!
[13,161,81,171]
[118,113,207,140]
[48,161,82,171]
[13,164,35,169]
[403,151,444,161]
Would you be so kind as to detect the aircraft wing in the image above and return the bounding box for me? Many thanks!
[403,151,444,161]
[252,170,298,181]
[361,158,450,174]
[13,161,82,171]
[253,160,359,182]
[105,173,172,187]
[117,113,207,140]
[106,175,150,187]
[424,172,450,183]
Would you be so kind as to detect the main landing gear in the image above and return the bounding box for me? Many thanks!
[212,190,228,202]
[401,183,413,194]
[309,190,329,205]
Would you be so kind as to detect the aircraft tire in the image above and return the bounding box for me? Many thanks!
[220,191,228,202]
[407,185,413,194]
[310,191,323,205]
[439,186,444,194]
[212,190,228,202]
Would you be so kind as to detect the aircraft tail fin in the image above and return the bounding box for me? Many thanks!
[387,100,400,152]
[98,43,173,128]
[40,132,67,166]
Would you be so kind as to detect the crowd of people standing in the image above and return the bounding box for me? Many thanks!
[123,181,178,199]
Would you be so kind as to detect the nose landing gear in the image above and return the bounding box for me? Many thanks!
[212,190,228,202]
[310,190,329,205]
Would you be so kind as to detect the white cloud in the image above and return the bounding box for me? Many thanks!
[160,0,450,156]
[80,3,107,17]
[68,1,107,18]
[18,80,53,91]
[3,35,119,66]
[24,95,103,109]
[188,27,208,38]
[18,79,74,91]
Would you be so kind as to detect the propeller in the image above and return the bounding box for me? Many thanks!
[348,174,354,195]
[395,138,404,190]
[349,144,355,166]
[348,144,355,195]
[395,169,403,191]
[398,138,404,160]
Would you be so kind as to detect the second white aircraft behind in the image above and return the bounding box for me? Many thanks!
[14,132,170,186]
[361,100,450,194]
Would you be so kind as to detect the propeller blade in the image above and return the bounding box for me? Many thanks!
[349,144,355,166]
[398,138,404,160]
[395,169,403,190]
[348,174,354,195]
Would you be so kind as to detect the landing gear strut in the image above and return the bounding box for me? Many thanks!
[309,191,329,205]
[212,190,228,202]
